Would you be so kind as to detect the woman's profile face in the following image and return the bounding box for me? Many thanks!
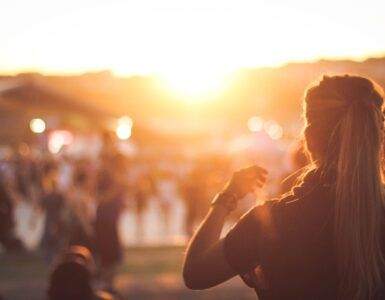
[303,127,318,163]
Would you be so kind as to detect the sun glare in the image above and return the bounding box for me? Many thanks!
[1,1,384,80]
[160,68,230,101]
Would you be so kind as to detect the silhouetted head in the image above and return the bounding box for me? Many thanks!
[48,246,95,300]
[304,75,383,164]
[303,75,385,299]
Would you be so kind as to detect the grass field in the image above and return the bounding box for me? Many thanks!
[0,246,256,300]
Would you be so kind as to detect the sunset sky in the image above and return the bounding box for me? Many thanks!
[1,0,384,79]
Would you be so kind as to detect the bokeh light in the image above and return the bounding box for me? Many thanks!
[48,130,74,154]
[264,121,283,140]
[247,116,264,132]
[29,118,46,134]
[116,116,133,140]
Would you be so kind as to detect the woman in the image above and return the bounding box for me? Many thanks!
[183,75,385,299]
[279,139,309,195]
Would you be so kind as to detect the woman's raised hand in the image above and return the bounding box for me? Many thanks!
[225,165,268,199]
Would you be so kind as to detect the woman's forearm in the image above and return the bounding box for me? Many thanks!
[183,200,236,289]
[183,165,267,289]
[185,205,228,261]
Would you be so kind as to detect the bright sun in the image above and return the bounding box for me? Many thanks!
[160,68,230,101]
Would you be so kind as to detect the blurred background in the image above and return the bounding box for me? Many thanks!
[1,0,385,299]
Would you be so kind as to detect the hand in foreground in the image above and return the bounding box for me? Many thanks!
[212,165,268,213]
[226,165,268,198]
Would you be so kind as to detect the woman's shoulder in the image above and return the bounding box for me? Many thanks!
[245,192,333,241]
[239,200,285,230]
[247,196,293,217]
[244,193,310,228]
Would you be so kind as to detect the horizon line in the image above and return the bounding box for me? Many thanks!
[1,52,385,79]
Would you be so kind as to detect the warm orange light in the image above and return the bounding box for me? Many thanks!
[264,121,283,140]
[160,69,228,101]
[1,1,383,76]
[248,116,264,132]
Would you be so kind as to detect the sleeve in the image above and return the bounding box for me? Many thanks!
[223,199,284,277]
[223,206,262,275]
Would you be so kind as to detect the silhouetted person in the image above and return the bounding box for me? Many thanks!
[48,245,114,300]
[184,75,385,299]
[68,169,95,250]
[95,154,127,291]
[132,172,152,242]
[155,170,176,238]
[0,173,24,252]
[40,165,68,263]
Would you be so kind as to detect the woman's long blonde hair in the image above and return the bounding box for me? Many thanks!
[304,75,385,299]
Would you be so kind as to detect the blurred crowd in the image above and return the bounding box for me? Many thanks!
[0,130,306,299]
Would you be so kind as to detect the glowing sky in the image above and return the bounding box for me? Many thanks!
[1,0,384,77]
